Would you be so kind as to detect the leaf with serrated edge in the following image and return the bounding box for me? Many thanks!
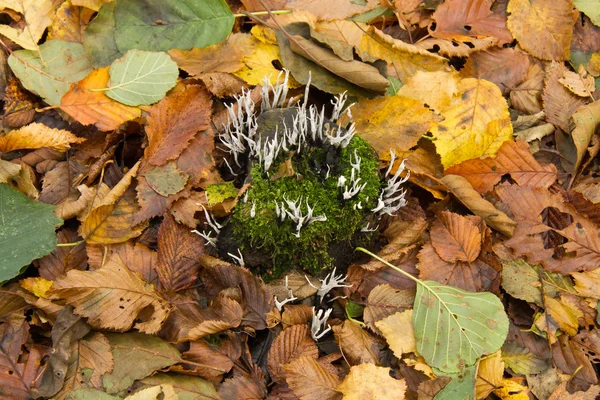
[105,50,179,106]
[49,255,170,334]
[283,356,340,400]
[0,122,85,152]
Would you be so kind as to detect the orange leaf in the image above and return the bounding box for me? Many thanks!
[0,122,85,152]
[446,140,557,193]
[145,85,212,166]
[430,211,481,263]
[61,67,141,131]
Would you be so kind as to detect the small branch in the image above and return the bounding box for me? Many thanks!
[233,9,292,18]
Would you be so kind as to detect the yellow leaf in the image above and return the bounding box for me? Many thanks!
[494,378,530,400]
[476,351,504,399]
[558,65,595,98]
[20,277,53,299]
[61,67,141,131]
[0,122,85,152]
[125,384,177,400]
[397,70,460,113]
[70,0,111,11]
[0,0,54,50]
[431,78,512,169]
[50,255,171,333]
[571,268,600,299]
[80,161,147,244]
[507,0,574,61]
[375,310,416,358]
[337,363,407,400]
[403,354,435,378]
[48,1,95,43]
[343,96,442,155]
[358,26,448,83]
[534,296,582,343]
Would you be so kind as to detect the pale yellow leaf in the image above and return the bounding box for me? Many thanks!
[338,363,406,400]
[375,310,416,358]
[397,70,460,113]
[0,122,85,152]
[0,0,53,50]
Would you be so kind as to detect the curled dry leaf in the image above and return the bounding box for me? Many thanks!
[0,122,85,152]
[559,65,596,98]
[337,363,407,400]
[510,61,545,114]
[332,320,385,365]
[49,255,171,334]
[543,62,589,134]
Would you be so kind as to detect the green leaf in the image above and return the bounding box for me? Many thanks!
[141,373,220,400]
[144,162,188,197]
[113,0,234,53]
[357,247,509,374]
[0,184,63,283]
[386,76,402,96]
[433,364,476,400]
[105,50,179,106]
[82,2,123,68]
[413,281,509,374]
[206,181,238,206]
[345,300,364,319]
[102,332,182,394]
[8,40,93,106]
[574,0,600,27]
[502,259,574,307]
[66,389,119,400]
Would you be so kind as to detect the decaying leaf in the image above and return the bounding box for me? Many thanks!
[268,324,318,383]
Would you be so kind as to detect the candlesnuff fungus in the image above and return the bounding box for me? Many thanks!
[195,71,409,279]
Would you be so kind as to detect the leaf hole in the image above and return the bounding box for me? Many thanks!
[464,25,472,31]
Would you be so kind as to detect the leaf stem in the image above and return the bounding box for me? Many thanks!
[233,9,292,18]
[355,247,420,285]
[56,240,84,247]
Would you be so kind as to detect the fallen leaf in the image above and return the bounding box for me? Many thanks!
[61,67,141,131]
[141,373,220,398]
[375,310,416,358]
[0,122,85,152]
[337,363,406,400]
[551,335,598,391]
[396,70,459,113]
[559,65,595,98]
[49,255,171,333]
[182,294,243,340]
[534,295,581,342]
[430,211,481,263]
[570,99,600,173]
[48,1,95,43]
[283,356,340,400]
[332,320,385,365]
[475,351,504,399]
[431,0,512,44]
[363,284,414,333]
[145,85,212,166]
[507,0,575,60]
[156,213,204,292]
[461,48,530,95]
[286,0,379,20]
[543,62,589,133]
[0,0,54,50]
[502,341,550,375]
[446,140,557,193]
[268,324,318,383]
[510,61,545,114]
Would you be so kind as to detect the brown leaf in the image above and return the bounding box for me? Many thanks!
[48,1,94,43]
[333,320,385,365]
[156,213,204,292]
[201,261,273,331]
[0,313,49,399]
[507,0,575,61]
[283,356,341,400]
[440,175,517,237]
[497,184,600,273]
[0,122,85,152]
[543,62,589,133]
[61,67,141,131]
[446,140,557,193]
[268,324,318,383]
[0,285,29,319]
[571,99,600,173]
[32,306,90,398]
[552,335,598,392]
[574,329,600,363]
[559,65,595,98]
[49,255,171,334]
[145,85,212,166]
[168,33,256,76]
[431,0,512,45]
[363,284,414,334]
[281,304,314,327]
[416,36,498,57]
[87,241,158,285]
[461,48,529,95]
[510,61,545,114]
[35,228,87,280]
[182,334,241,380]
[337,363,406,400]
[548,381,600,400]
[39,160,88,206]
[430,211,481,263]
[183,295,243,340]
[219,373,268,400]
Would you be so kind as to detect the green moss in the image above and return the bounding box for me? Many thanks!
[228,135,381,279]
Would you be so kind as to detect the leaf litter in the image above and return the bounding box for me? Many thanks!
[1,0,600,398]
